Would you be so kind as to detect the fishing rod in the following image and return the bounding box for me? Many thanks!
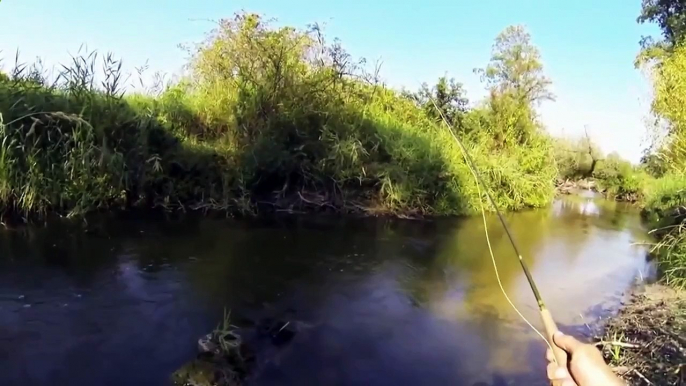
[430,99,568,366]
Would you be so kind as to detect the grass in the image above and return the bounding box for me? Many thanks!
[0,13,558,221]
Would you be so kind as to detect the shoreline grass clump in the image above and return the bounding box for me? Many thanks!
[0,12,558,221]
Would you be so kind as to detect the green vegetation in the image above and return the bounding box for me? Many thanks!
[553,135,602,180]
[635,0,686,290]
[0,14,558,220]
[593,154,649,202]
[552,134,647,202]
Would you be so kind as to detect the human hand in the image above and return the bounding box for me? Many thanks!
[546,331,625,386]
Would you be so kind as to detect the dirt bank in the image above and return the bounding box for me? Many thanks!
[601,284,685,385]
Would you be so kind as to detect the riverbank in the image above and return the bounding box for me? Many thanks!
[600,284,685,385]
[0,14,560,222]
[598,173,686,385]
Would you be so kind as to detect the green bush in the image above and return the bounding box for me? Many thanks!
[592,153,647,201]
[552,136,601,180]
[643,174,686,221]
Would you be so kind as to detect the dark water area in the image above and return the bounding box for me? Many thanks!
[0,195,651,386]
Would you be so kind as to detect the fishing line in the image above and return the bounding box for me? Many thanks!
[430,99,560,365]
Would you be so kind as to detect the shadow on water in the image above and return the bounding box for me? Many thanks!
[0,195,651,386]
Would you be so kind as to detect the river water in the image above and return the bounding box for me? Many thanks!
[0,195,651,386]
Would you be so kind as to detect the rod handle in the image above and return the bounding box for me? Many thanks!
[540,308,568,366]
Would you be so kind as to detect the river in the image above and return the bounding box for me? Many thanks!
[0,194,651,386]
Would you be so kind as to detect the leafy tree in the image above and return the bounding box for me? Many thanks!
[638,0,686,48]
[471,25,553,147]
[646,43,686,172]
[475,25,554,105]
[406,76,468,127]
[641,152,669,177]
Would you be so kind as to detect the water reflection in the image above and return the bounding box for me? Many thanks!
[0,196,650,386]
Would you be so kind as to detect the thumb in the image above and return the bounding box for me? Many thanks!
[553,331,583,354]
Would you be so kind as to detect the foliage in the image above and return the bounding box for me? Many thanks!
[653,45,686,136]
[403,76,469,128]
[640,151,670,177]
[475,25,554,105]
[164,13,557,215]
[0,13,559,220]
[650,218,686,289]
[552,136,603,180]
[638,0,686,50]
[639,172,686,288]
[592,153,647,201]
[643,173,686,219]
[643,42,686,287]
[0,54,132,218]
[641,46,686,288]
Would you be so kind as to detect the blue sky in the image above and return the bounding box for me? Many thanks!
[0,0,659,162]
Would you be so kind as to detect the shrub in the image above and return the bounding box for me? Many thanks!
[592,153,646,201]
[552,136,601,180]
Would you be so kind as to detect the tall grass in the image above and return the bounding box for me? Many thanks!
[0,13,558,220]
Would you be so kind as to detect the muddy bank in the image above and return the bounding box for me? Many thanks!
[600,284,685,385]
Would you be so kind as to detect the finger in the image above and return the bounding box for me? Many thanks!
[552,366,571,380]
[548,366,577,386]
[553,331,583,353]
[546,362,557,379]
[554,379,578,386]
[547,364,572,380]
[546,348,560,363]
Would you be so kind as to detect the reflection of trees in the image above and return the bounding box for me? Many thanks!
[177,217,393,323]
[0,219,125,287]
[555,195,637,232]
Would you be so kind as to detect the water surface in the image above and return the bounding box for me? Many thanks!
[0,195,651,385]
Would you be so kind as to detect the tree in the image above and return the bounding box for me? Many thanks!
[641,152,669,177]
[475,25,554,105]
[638,0,686,48]
[406,76,469,127]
